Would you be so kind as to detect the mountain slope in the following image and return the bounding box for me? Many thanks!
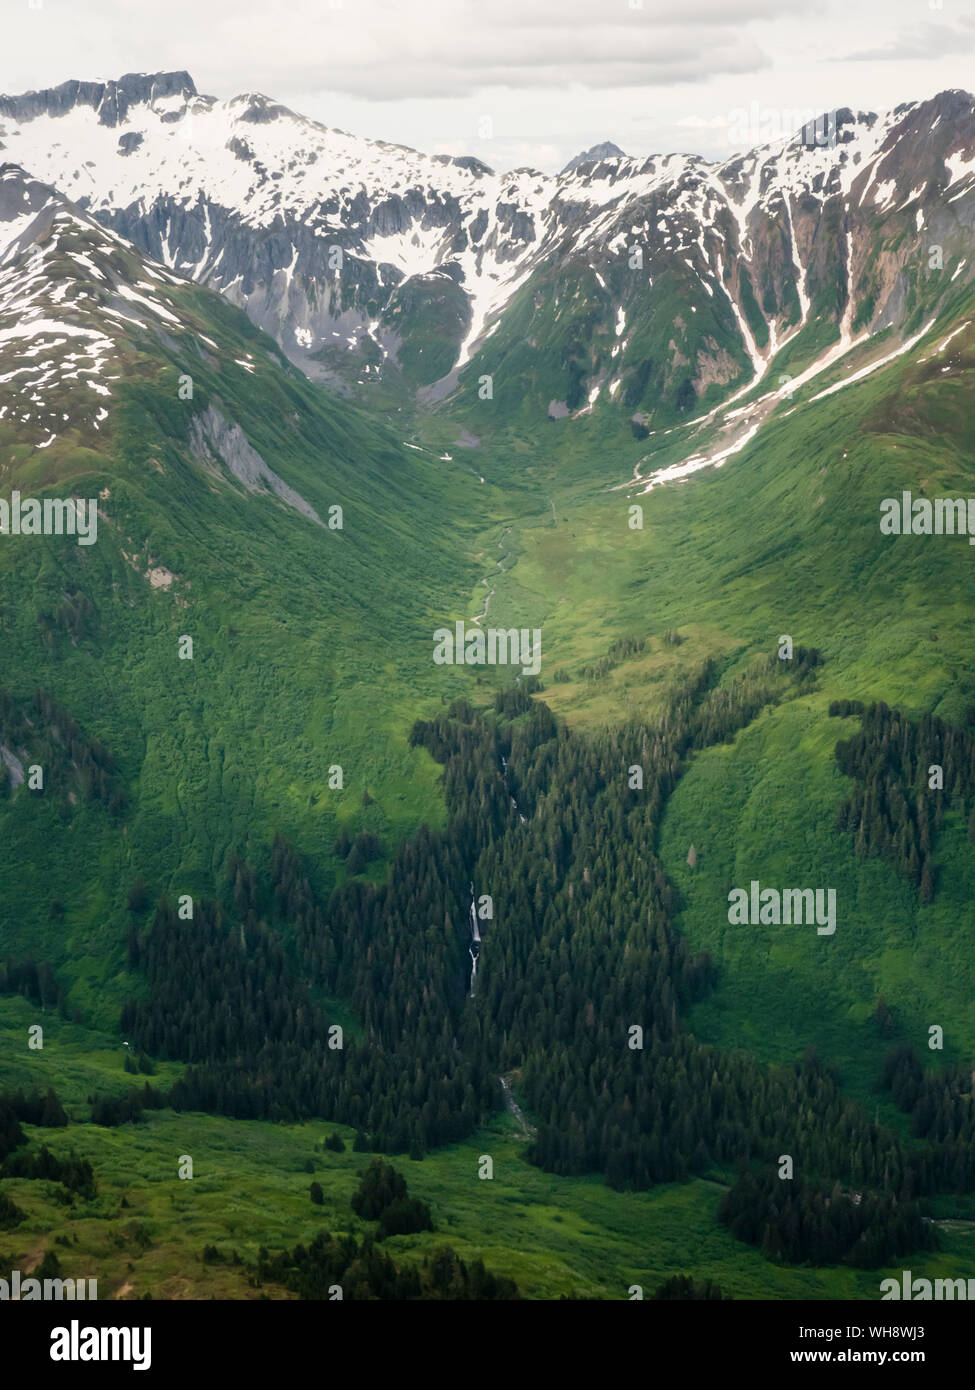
[0,161,489,1023]
[4,74,974,428]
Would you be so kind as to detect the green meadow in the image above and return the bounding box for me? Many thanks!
[2,1006,973,1301]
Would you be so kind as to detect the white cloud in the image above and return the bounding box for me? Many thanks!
[2,0,792,100]
[842,20,975,62]
[2,0,974,171]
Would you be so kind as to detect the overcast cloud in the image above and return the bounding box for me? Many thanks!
[2,0,973,170]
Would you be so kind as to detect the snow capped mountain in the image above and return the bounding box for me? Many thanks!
[0,158,369,544]
[560,142,629,176]
[0,161,190,446]
[2,73,974,433]
[0,72,557,392]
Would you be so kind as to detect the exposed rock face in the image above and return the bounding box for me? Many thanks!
[2,74,974,422]
[0,745,25,788]
[0,163,344,547]
[560,142,628,175]
[0,71,197,127]
[188,405,324,526]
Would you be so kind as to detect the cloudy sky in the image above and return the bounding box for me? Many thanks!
[4,0,974,170]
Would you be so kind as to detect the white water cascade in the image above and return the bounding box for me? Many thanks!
[468,881,480,996]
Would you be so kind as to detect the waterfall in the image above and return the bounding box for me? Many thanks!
[468,881,480,995]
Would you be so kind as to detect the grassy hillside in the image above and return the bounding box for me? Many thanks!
[0,259,516,1029]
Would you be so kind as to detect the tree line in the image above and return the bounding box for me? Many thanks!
[257,1157,516,1299]
[832,700,975,901]
[0,686,126,815]
[114,651,972,1267]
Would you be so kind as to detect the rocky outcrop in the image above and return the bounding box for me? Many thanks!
[0,71,196,127]
[188,405,323,526]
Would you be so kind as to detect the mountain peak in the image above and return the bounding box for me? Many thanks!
[560,141,628,175]
[0,71,197,127]
[226,91,297,124]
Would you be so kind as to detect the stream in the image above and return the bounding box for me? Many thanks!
[472,526,512,627]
